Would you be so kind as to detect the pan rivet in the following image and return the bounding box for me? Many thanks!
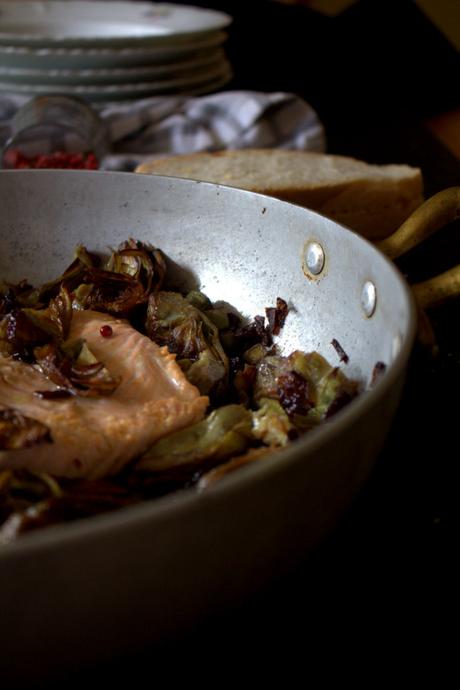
[361,281,377,317]
[305,242,325,275]
[392,334,402,358]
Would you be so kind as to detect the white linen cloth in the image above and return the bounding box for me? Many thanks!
[0,90,326,170]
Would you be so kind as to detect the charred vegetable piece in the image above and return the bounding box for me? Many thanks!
[72,283,94,310]
[22,285,73,342]
[252,398,294,446]
[277,370,313,416]
[136,404,253,473]
[106,239,166,292]
[77,239,166,316]
[265,297,289,336]
[0,280,36,314]
[31,244,100,305]
[197,446,275,491]
[0,309,48,359]
[186,349,228,398]
[233,364,257,405]
[371,361,387,385]
[40,240,166,317]
[4,470,62,499]
[34,338,120,396]
[331,338,349,364]
[185,290,212,311]
[0,503,53,544]
[228,314,272,354]
[0,409,52,450]
[253,355,292,401]
[146,291,229,398]
[322,371,359,419]
[205,308,231,331]
[289,350,359,420]
[0,282,120,397]
[0,470,61,534]
[216,299,286,379]
[0,474,139,543]
[0,286,72,359]
[243,343,267,365]
[72,268,148,316]
[0,469,58,540]
[219,296,287,366]
[289,350,333,389]
[253,350,358,425]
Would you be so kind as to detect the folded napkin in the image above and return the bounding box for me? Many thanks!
[0,90,325,171]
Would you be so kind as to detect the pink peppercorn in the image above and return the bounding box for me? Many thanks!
[100,325,113,338]
[3,148,99,170]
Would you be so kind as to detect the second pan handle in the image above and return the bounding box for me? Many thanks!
[376,187,460,310]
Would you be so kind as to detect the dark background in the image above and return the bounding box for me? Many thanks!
[25,1,459,684]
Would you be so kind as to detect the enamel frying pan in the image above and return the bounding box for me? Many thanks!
[0,170,457,681]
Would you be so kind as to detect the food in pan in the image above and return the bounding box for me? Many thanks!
[136,149,423,240]
[0,239,360,543]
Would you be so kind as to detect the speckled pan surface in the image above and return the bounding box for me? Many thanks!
[0,170,416,682]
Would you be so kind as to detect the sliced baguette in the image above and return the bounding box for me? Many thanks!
[136,149,423,240]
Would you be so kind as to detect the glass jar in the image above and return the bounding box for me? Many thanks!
[1,95,108,169]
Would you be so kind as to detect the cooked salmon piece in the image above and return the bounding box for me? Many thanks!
[0,310,208,479]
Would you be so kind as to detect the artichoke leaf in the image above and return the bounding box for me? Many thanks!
[105,239,166,295]
[289,350,333,393]
[287,350,358,420]
[136,404,253,472]
[69,340,121,394]
[55,240,165,317]
[0,409,52,450]
[310,367,359,421]
[186,349,227,397]
[265,297,289,336]
[75,268,146,315]
[243,343,267,365]
[253,355,292,401]
[185,290,212,311]
[146,291,229,397]
[253,350,357,422]
[197,446,275,491]
[0,309,49,358]
[205,308,230,330]
[252,398,293,447]
[34,338,120,396]
[0,286,73,359]
[0,280,36,313]
[33,245,100,304]
[72,283,94,310]
[23,285,73,342]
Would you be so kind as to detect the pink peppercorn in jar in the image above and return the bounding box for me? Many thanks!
[3,149,100,170]
[1,95,108,170]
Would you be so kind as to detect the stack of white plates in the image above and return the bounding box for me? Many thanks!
[0,1,233,102]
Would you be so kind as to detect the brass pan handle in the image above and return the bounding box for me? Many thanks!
[376,187,460,310]
[411,266,460,310]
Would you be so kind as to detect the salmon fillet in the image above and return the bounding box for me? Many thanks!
[0,310,208,479]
